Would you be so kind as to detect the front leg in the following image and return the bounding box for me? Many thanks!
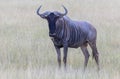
[63,42,68,68]
[55,46,61,68]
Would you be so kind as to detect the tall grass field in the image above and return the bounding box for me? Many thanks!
[0,0,120,79]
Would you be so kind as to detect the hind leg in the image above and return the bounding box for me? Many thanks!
[81,44,90,71]
[89,41,100,70]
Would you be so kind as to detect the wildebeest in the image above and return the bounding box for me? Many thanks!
[37,5,100,70]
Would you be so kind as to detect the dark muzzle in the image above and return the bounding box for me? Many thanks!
[49,33,56,37]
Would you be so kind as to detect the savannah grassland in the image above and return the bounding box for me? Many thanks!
[0,0,120,79]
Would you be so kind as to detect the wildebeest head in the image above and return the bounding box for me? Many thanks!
[37,5,68,37]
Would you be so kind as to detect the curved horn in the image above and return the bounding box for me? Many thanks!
[37,5,42,17]
[37,5,47,18]
[60,5,68,16]
[37,6,50,18]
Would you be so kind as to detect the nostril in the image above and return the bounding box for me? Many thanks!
[49,33,56,37]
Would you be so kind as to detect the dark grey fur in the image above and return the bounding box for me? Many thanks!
[37,5,99,70]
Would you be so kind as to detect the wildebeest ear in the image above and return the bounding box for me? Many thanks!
[40,12,50,19]
[38,14,46,19]
[39,13,47,19]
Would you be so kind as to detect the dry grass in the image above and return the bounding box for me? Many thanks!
[0,0,120,79]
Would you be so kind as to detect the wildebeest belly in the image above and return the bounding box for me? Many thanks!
[52,38,87,48]
[68,39,87,48]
